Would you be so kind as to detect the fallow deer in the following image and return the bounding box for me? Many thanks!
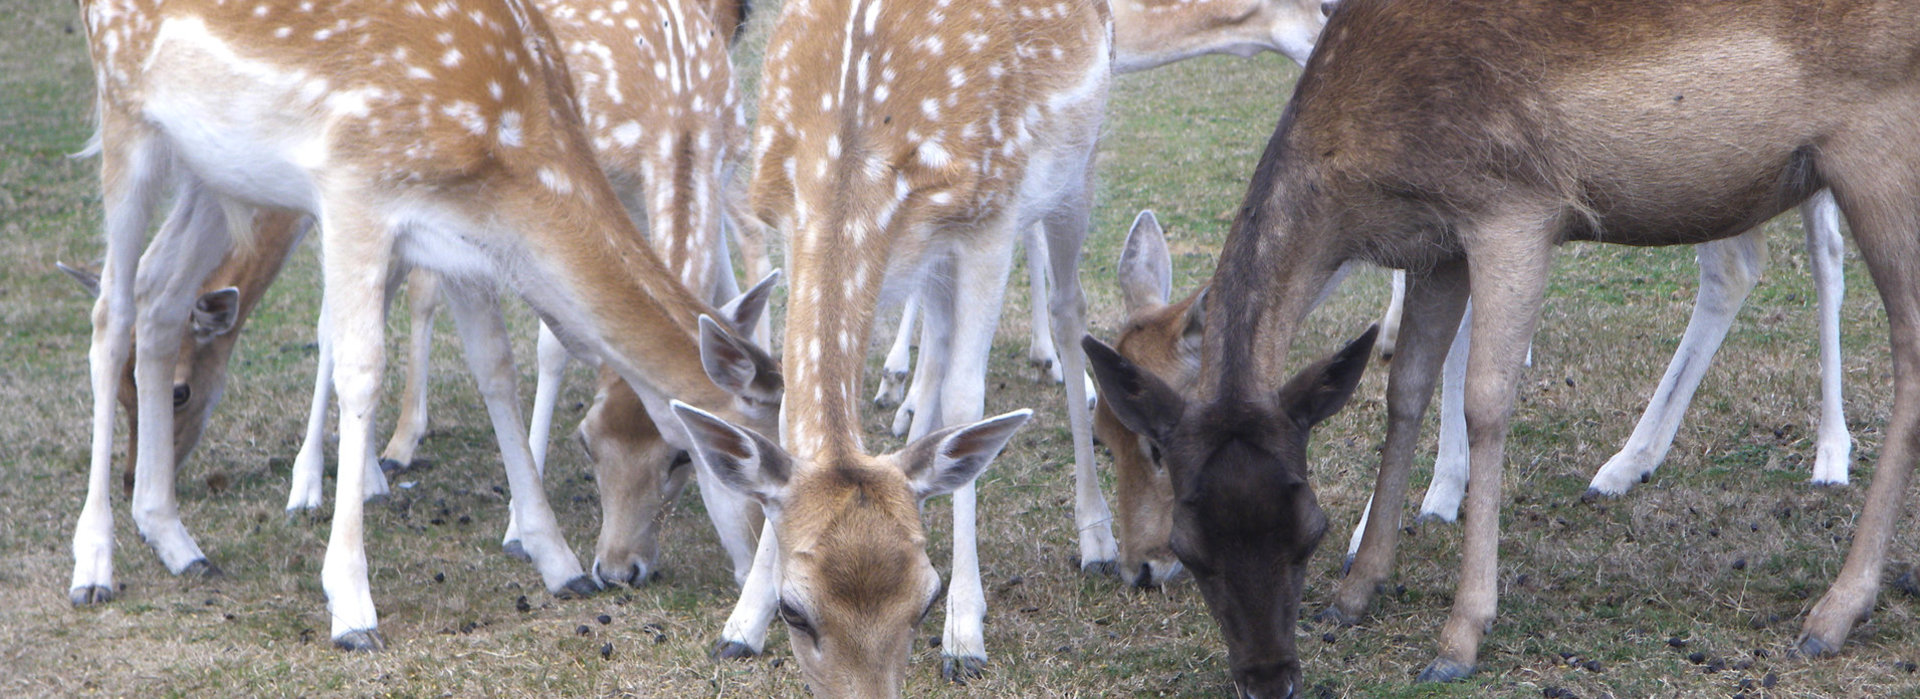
[57,209,305,499]
[71,0,782,651]
[1087,0,1920,690]
[670,0,1112,691]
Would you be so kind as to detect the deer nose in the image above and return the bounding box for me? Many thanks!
[172,383,191,408]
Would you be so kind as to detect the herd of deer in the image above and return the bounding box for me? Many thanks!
[57,0,1918,694]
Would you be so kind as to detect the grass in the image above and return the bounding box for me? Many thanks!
[5,0,1920,697]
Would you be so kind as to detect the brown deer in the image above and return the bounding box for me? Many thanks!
[70,0,781,652]
[1087,0,1920,692]
[669,0,1111,692]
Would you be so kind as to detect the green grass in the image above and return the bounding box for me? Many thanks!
[5,0,1920,697]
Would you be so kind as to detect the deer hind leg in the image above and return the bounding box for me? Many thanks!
[1420,212,1556,683]
[1039,176,1116,578]
[72,119,164,605]
[129,182,236,578]
[907,228,1019,681]
[1803,190,1852,485]
[894,292,945,437]
[1588,229,1766,496]
[1797,163,1920,658]
[1344,302,1471,569]
[379,268,442,472]
[287,291,333,515]
[873,291,918,408]
[441,280,597,597]
[1024,223,1064,383]
[1321,260,1468,626]
[1377,269,1408,361]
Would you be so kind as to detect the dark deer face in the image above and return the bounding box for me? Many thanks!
[1085,327,1375,698]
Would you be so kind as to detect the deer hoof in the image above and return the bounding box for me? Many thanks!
[1314,604,1361,628]
[69,585,115,606]
[1795,634,1841,659]
[378,458,407,474]
[1413,511,1456,526]
[556,575,601,599]
[1415,657,1474,683]
[181,558,224,579]
[502,540,531,561]
[941,654,987,682]
[333,629,387,652]
[710,640,758,661]
[1078,558,1116,578]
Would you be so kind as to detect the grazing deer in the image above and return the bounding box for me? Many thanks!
[284,0,776,587]
[1086,0,1920,690]
[669,0,1110,691]
[872,0,1335,413]
[57,209,306,499]
[70,0,781,652]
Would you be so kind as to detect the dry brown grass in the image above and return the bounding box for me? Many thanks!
[4,1,1919,697]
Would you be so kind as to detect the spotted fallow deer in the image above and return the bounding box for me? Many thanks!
[70,0,783,650]
[57,209,305,498]
[871,0,1335,415]
[1087,0,1920,691]
[281,0,776,587]
[664,0,1111,692]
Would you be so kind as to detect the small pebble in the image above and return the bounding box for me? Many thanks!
[1731,558,1747,570]
[1667,637,1688,648]
[597,614,613,625]
[1687,651,1707,665]
[434,572,446,583]
[1321,632,1336,644]
[1762,672,1779,688]
[928,636,942,648]
[599,642,613,659]
[515,595,531,613]
[576,624,591,636]
[1582,659,1602,673]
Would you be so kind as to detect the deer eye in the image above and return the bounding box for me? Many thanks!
[778,599,815,639]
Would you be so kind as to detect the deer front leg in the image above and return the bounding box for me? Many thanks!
[1803,190,1852,485]
[317,210,393,651]
[509,321,572,560]
[288,296,334,516]
[1420,221,1554,683]
[1588,229,1765,496]
[712,518,781,658]
[1322,261,1467,626]
[1346,305,1471,568]
[379,268,442,472]
[71,121,159,605]
[442,281,596,598]
[129,185,232,578]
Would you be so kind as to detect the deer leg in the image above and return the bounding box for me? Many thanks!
[1321,261,1467,626]
[316,205,394,651]
[1803,190,1852,485]
[129,183,234,578]
[379,268,441,472]
[712,518,781,658]
[1346,303,1472,567]
[287,293,333,515]
[1025,223,1064,383]
[895,292,945,437]
[442,280,596,597]
[72,120,162,605]
[1588,229,1765,496]
[1377,269,1408,362]
[916,230,1018,681]
[1042,175,1115,578]
[873,291,917,408]
[528,323,571,476]
[1420,217,1555,683]
[1797,172,1918,657]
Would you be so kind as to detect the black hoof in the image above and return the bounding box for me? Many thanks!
[1314,605,1360,627]
[1080,559,1117,577]
[379,458,407,474]
[1579,488,1609,504]
[70,585,114,606]
[1795,635,1841,658]
[181,559,225,579]
[1415,657,1474,683]
[502,540,531,561]
[710,640,758,661]
[1413,512,1454,526]
[556,575,601,599]
[334,629,386,651]
[941,654,987,683]
[285,507,323,525]
[1341,553,1354,577]
[1377,351,1394,364]
[1130,566,1156,589]
[593,561,657,588]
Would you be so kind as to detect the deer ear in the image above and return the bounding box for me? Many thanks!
[191,287,242,337]
[57,261,102,298]
[1277,325,1377,429]
[1176,285,1208,359]
[1117,211,1172,313]
[698,315,782,404]
[670,401,791,506]
[718,269,781,337]
[894,410,1032,501]
[1083,335,1185,444]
